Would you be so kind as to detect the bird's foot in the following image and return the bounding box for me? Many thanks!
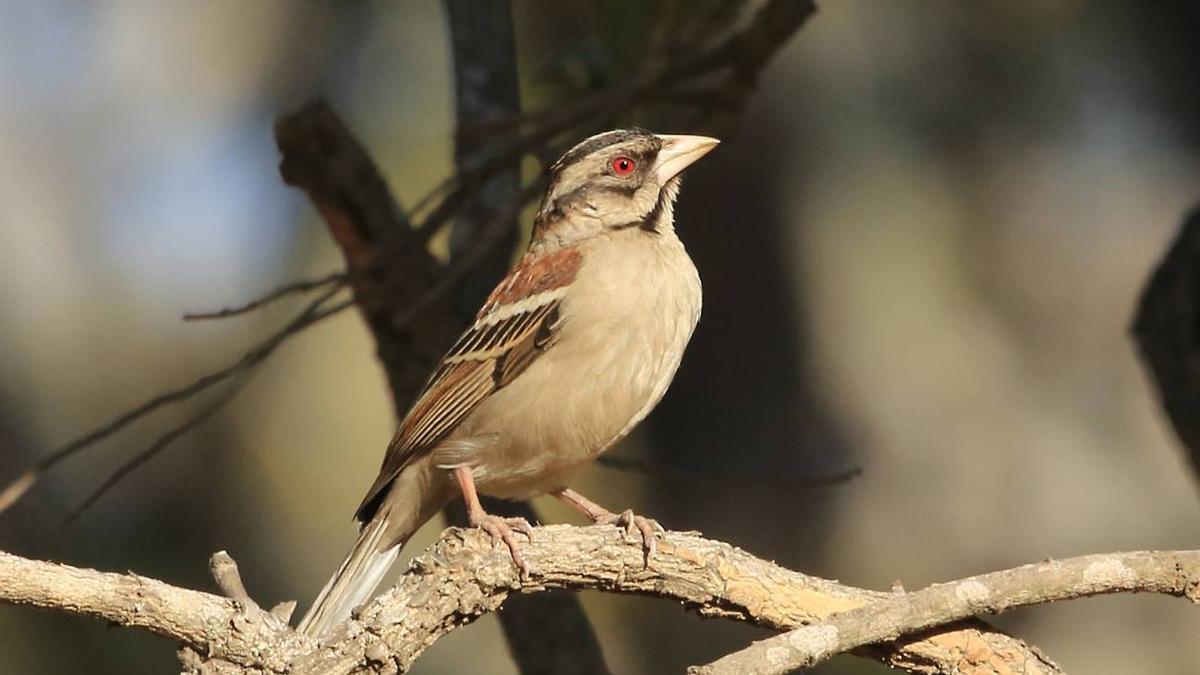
[596,509,664,563]
[470,511,534,577]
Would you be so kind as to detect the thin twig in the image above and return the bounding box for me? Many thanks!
[0,284,350,516]
[413,0,816,244]
[693,550,1200,675]
[183,272,346,321]
[58,374,249,525]
[391,177,549,333]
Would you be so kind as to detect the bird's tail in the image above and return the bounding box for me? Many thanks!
[296,516,401,638]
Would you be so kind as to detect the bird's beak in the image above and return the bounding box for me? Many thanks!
[653,134,720,184]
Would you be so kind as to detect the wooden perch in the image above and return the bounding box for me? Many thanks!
[16,527,1185,674]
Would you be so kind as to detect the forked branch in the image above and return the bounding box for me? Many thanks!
[695,550,1200,675]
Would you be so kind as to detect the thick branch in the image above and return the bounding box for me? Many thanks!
[3,527,1088,675]
[274,101,459,412]
[275,102,410,247]
[696,550,1200,675]
[299,526,1062,675]
[0,550,310,673]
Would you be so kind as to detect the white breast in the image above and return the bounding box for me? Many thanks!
[456,229,702,499]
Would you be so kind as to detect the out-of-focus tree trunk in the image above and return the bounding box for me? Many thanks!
[640,102,852,670]
[442,2,612,673]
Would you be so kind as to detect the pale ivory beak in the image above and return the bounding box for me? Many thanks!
[653,134,720,184]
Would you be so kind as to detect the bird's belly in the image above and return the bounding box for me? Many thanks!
[447,247,700,500]
[455,324,676,499]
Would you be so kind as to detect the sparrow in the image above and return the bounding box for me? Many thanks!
[297,129,719,638]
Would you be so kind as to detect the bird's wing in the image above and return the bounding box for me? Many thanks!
[354,249,580,521]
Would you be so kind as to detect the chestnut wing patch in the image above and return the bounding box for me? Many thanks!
[354,292,566,521]
[482,247,581,310]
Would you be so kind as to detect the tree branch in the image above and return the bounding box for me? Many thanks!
[0,549,308,673]
[1132,204,1200,487]
[695,550,1200,675]
[182,272,345,321]
[0,527,1110,675]
[274,102,460,412]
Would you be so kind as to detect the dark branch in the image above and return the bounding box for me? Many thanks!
[275,101,410,247]
[1132,203,1200,487]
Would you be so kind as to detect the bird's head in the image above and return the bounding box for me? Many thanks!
[532,129,719,245]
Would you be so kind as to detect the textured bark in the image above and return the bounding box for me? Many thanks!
[0,550,309,673]
[0,527,1106,675]
[696,550,1200,674]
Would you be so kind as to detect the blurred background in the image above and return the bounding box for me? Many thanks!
[2,1,1199,673]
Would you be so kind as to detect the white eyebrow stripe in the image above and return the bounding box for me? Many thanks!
[476,288,567,326]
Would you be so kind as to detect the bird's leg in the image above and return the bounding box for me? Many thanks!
[454,467,533,576]
[553,488,664,562]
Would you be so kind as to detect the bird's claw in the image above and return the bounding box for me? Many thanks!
[598,509,663,563]
[471,513,533,577]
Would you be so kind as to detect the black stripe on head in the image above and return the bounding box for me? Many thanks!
[552,128,658,172]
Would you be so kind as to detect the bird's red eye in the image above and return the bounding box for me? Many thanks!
[611,156,636,176]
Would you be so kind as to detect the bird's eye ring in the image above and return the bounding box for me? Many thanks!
[611,156,636,176]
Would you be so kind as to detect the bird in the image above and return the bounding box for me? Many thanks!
[297,129,719,638]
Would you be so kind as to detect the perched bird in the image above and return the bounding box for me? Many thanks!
[298,129,719,638]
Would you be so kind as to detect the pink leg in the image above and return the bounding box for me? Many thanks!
[454,467,534,576]
[553,488,664,562]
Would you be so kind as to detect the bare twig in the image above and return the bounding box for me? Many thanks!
[58,376,247,526]
[0,526,1094,675]
[0,285,351,516]
[418,0,817,244]
[694,550,1200,675]
[183,272,346,321]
